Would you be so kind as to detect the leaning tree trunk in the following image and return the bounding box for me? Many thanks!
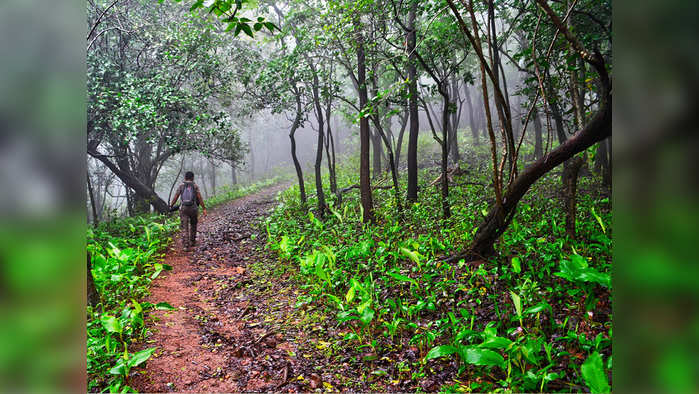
[371,129,383,179]
[88,150,170,214]
[459,86,610,260]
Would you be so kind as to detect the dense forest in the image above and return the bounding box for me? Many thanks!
[87,0,612,392]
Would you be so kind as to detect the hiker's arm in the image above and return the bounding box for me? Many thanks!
[170,190,180,206]
[196,190,207,215]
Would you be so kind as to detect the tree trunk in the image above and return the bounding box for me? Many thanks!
[369,115,404,214]
[371,129,382,179]
[197,159,209,199]
[356,20,374,223]
[563,155,584,238]
[87,170,99,224]
[595,137,611,186]
[310,69,327,218]
[533,110,543,159]
[324,98,338,197]
[231,164,237,185]
[440,90,451,219]
[248,131,255,181]
[406,2,419,203]
[87,253,99,307]
[209,159,216,196]
[448,78,462,163]
[394,110,409,169]
[465,84,479,145]
[289,93,307,206]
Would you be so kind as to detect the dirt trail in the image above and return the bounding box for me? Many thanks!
[130,182,424,393]
[130,183,302,392]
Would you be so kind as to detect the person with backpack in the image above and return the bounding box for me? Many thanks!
[170,171,207,249]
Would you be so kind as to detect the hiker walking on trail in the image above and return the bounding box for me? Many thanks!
[170,171,207,249]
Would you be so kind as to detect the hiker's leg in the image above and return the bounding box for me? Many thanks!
[179,212,190,247]
[190,209,198,245]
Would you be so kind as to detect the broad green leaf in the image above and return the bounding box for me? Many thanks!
[425,345,459,360]
[480,336,513,350]
[127,347,156,368]
[360,306,375,326]
[581,352,610,393]
[460,346,505,367]
[240,23,254,38]
[101,315,122,334]
[511,256,521,274]
[556,255,610,288]
[108,359,126,376]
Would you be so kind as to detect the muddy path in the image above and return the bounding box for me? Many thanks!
[130,183,298,392]
[129,183,370,392]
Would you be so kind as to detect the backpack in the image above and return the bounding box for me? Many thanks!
[181,183,197,206]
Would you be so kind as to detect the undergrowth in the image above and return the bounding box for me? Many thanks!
[265,136,612,392]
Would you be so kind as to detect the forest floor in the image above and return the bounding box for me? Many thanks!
[130,182,368,392]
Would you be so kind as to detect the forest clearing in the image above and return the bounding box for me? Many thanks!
[87,0,612,392]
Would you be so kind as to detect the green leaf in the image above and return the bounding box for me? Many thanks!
[240,23,254,38]
[425,345,458,360]
[128,347,156,368]
[581,352,610,393]
[101,315,122,334]
[479,336,512,350]
[400,247,422,269]
[511,256,521,274]
[108,359,127,376]
[359,306,375,326]
[510,291,522,318]
[555,255,610,288]
[459,346,505,367]
[386,271,417,286]
[155,302,175,310]
[189,0,204,11]
[524,302,551,315]
[591,207,606,234]
[345,285,356,304]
